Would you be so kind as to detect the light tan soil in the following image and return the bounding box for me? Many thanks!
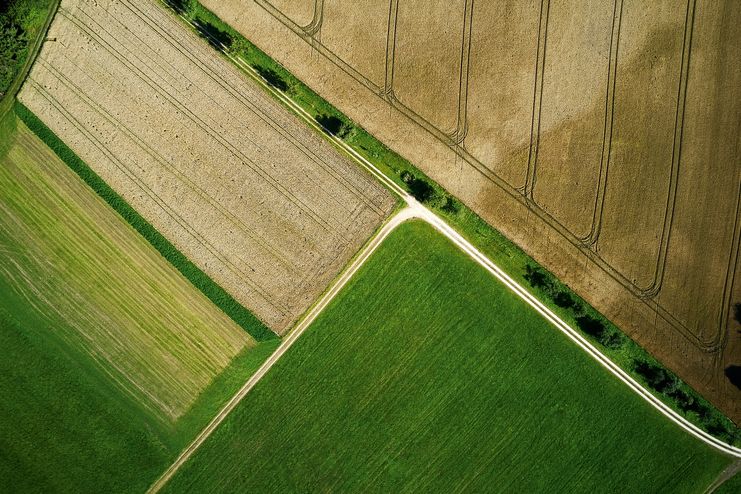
[20,0,395,334]
[392,0,465,134]
[595,0,686,289]
[464,0,539,189]
[531,0,614,238]
[265,0,315,27]
[203,0,741,420]
[321,0,388,89]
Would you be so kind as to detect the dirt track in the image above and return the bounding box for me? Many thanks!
[204,0,741,420]
[19,0,395,334]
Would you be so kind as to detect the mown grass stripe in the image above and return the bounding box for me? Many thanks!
[14,100,276,342]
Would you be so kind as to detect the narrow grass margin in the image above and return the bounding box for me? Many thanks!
[13,101,276,342]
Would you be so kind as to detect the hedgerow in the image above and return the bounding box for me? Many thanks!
[14,101,276,341]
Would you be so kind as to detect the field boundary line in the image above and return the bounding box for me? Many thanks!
[153,6,741,478]
[145,6,741,490]
[14,101,275,341]
[146,207,420,493]
[220,39,741,459]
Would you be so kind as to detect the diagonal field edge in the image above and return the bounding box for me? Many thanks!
[146,6,740,491]
[146,208,421,493]
[13,101,276,342]
[171,6,740,459]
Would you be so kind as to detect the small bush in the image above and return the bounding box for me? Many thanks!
[599,330,624,350]
[668,388,704,415]
[254,65,288,91]
[441,195,459,214]
[576,315,605,338]
[194,19,233,50]
[553,291,577,310]
[634,360,679,394]
[524,265,554,294]
[316,113,351,138]
[165,0,194,15]
[400,170,435,203]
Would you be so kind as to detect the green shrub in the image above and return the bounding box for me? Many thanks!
[165,0,194,15]
[253,65,288,91]
[316,113,351,138]
[524,264,555,295]
[553,290,578,310]
[400,170,435,203]
[441,195,459,214]
[193,19,233,50]
[634,360,678,394]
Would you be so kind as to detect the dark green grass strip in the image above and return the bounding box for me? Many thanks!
[13,101,276,341]
[164,221,730,493]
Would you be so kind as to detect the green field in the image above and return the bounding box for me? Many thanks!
[0,112,280,492]
[164,221,730,493]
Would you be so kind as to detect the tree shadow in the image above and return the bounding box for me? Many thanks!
[254,66,288,92]
[725,366,741,390]
[164,0,191,15]
[193,20,233,51]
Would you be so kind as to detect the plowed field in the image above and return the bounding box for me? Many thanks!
[19,0,395,334]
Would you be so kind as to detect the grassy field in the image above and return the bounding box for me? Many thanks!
[164,221,730,493]
[164,0,740,444]
[0,111,280,492]
[715,470,741,494]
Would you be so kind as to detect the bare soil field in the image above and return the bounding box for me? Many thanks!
[531,0,614,239]
[202,0,741,419]
[391,0,466,136]
[464,0,539,189]
[260,0,315,27]
[19,0,394,334]
[595,0,686,290]
[320,0,388,89]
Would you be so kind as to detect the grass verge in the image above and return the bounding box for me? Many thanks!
[13,100,275,342]
[162,0,739,445]
[163,221,731,493]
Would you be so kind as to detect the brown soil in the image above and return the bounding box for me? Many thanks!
[203,0,741,421]
[19,0,395,334]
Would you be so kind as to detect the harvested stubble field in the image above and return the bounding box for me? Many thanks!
[163,221,731,493]
[202,0,741,420]
[0,110,281,492]
[19,0,395,335]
